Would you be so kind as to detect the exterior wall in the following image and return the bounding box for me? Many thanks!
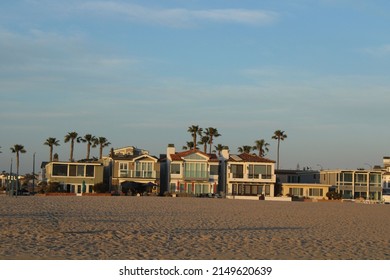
[281,183,331,200]
[111,155,160,191]
[225,161,276,197]
[163,146,219,195]
[45,161,104,194]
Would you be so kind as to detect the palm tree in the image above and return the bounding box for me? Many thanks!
[205,127,221,154]
[198,135,210,153]
[79,134,97,160]
[44,137,60,162]
[96,137,111,159]
[10,144,26,194]
[182,141,195,150]
[253,139,270,157]
[272,130,287,170]
[187,125,202,150]
[64,132,80,162]
[237,145,253,154]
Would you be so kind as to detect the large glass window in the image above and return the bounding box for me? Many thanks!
[52,164,68,176]
[77,165,84,177]
[289,188,303,196]
[86,165,94,177]
[135,161,153,177]
[248,165,272,179]
[69,165,77,176]
[231,164,243,178]
[309,188,323,197]
[184,162,208,179]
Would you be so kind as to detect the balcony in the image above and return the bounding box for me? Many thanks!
[184,171,210,180]
[119,170,156,178]
[229,173,276,182]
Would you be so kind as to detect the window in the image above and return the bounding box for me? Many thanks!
[135,161,153,177]
[248,165,272,179]
[210,165,219,175]
[231,165,243,178]
[77,165,84,177]
[69,165,77,176]
[171,164,181,174]
[309,188,323,197]
[289,188,303,196]
[119,162,128,177]
[86,165,94,177]
[52,164,68,176]
[184,162,208,179]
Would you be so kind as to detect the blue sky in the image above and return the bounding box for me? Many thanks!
[1,0,390,174]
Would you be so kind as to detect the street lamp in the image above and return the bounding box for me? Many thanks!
[32,152,36,194]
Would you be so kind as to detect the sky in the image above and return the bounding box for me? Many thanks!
[1,0,390,174]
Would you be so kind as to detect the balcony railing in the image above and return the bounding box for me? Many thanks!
[229,173,276,181]
[184,171,209,180]
[119,170,156,178]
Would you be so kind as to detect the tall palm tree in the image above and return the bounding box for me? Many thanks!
[10,144,26,194]
[272,130,287,170]
[64,132,80,162]
[79,134,97,160]
[187,125,202,150]
[205,127,221,154]
[44,137,60,162]
[198,135,210,153]
[253,139,270,157]
[97,137,110,159]
[237,145,253,154]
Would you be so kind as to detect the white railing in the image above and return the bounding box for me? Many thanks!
[119,170,156,178]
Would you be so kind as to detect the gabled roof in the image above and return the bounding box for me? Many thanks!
[228,153,275,163]
[170,149,219,162]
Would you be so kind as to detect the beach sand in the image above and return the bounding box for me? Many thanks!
[0,196,389,260]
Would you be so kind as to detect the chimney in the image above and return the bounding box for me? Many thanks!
[167,144,175,160]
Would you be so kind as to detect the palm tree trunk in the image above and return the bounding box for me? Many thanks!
[49,146,53,162]
[209,136,213,154]
[87,143,91,160]
[277,139,280,170]
[70,140,74,161]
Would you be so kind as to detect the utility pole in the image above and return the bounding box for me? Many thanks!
[32,152,36,194]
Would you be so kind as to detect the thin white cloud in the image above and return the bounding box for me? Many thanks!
[361,44,390,56]
[79,2,279,27]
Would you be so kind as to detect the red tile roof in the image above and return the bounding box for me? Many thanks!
[229,153,275,163]
[170,149,219,162]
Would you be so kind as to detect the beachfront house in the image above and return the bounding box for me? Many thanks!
[44,161,104,194]
[382,157,390,196]
[220,149,276,199]
[110,146,160,194]
[160,144,220,195]
[281,183,333,200]
[320,169,382,200]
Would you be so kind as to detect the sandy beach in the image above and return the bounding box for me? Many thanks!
[0,196,389,260]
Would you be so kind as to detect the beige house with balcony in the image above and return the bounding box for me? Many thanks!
[110,147,160,192]
[221,151,276,198]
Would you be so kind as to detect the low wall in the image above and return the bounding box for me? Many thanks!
[264,196,292,202]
